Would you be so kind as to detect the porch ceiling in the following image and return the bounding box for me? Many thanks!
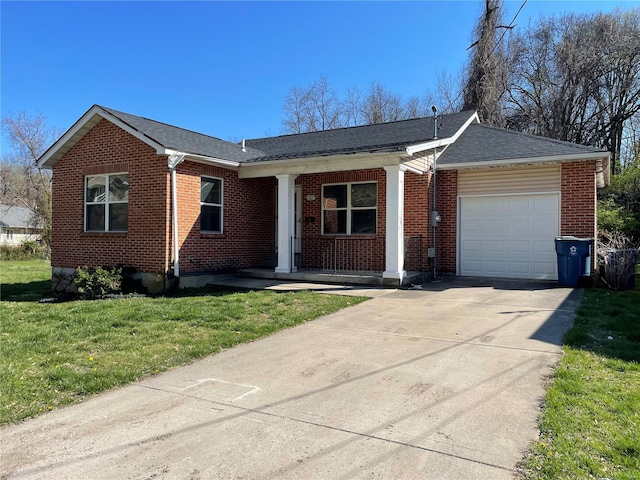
[237,151,427,179]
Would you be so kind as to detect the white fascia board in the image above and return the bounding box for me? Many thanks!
[436,152,609,170]
[163,149,240,170]
[405,137,454,156]
[405,112,479,157]
[37,105,166,169]
[238,152,400,179]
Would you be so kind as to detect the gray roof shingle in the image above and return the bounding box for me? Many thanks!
[0,205,42,229]
[99,106,261,163]
[439,123,606,166]
[43,105,608,170]
[244,111,476,162]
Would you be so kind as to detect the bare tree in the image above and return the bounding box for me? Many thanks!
[282,76,454,132]
[342,86,364,127]
[281,76,344,133]
[505,8,640,173]
[435,71,464,114]
[361,81,405,124]
[1,112,57,253]
[462,0,511,125]
[282,85,309,134]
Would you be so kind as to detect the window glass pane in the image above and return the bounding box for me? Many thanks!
[351,183,377,208]
[201,205,222,232]
[109,174,129,202]
[323,210,347,234]
[323,185,347,209]
[86,176,106,203]
[352,209,376,234]
[109,203,128,231]
[201,178,221,204]
[86,204,105,231]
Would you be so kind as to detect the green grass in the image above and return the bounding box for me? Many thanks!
[521,276,640,480]
[1,258,52,301]
[0,260,366,425]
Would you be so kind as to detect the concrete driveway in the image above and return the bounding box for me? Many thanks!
[1,278,581,479]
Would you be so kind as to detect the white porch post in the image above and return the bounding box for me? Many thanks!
[383,165,406,282]
[275,174,298,273]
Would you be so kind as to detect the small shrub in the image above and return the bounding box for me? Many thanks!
[0,242,47,260]
[74,266,123,299]
[597,231,640,291]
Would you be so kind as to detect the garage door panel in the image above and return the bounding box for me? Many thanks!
[462,219,483,232]
[509,218,530,235]
[534,262,556,275]
[508,240,530,253]
[533,240,554,253]
[460,194,559,280]
[534,196,558,211]
[462,240,482,252]
[533,218,557,234]
[508,262,531,274]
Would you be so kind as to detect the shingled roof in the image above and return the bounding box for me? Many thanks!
[438,123,606,166]
[100,107,261,162]
[243,111,476,162]
[0,205,42,229]
[38,104,609,175]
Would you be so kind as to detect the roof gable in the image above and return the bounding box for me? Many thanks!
[38,105,256,168]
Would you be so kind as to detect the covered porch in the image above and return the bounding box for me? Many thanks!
[238,151,437,286]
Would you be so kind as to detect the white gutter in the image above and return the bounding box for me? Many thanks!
[163,149,241,169]
[168,153,186,278]
[436,152,609,170]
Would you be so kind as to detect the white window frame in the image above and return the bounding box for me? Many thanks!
[201,176,224,234]
[321,181,377,235]
[84,172,129,232]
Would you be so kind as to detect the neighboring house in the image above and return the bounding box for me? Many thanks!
[37,105,610,293]
[0,204,43,246]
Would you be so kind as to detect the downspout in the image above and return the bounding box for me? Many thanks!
[431,106,439,280]
[432,147,438,280]
[168,153,186,279]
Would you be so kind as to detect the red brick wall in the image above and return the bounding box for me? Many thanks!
[297,169,387,271]
[51,119,171,274]
[561,160,597,239]
[176,161,276,272]
[404,171,430,271]
[435,170,457,273]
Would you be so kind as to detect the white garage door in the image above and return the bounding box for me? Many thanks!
[459,194,559,280]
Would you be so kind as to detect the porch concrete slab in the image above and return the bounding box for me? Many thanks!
[1,280,580,480]
[207,276,397,298]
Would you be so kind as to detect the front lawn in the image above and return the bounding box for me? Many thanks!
[521,276,640,479]
[0,260,366,425]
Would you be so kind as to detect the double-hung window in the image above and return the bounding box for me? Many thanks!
[85,173,129,232]
[201,176,223,233]
[322,182,377,235]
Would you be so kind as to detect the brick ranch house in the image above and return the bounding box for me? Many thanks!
[38,105,610,293]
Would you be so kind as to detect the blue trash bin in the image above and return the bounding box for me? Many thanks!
[555,236,592,287]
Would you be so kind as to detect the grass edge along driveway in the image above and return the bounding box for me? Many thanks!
[0,259,367,426]
[519,275,640,480]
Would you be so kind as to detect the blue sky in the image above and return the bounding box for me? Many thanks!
[1,0,636,154]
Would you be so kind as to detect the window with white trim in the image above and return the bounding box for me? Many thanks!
[322,182,377,235]
[85,173,129,232]
[201,176,223,233]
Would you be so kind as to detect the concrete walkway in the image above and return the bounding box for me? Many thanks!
[1,278,581,479]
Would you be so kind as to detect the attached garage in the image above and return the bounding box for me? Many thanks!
[457,165,561,280]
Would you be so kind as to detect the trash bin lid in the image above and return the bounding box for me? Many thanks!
[555,236,593,242]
